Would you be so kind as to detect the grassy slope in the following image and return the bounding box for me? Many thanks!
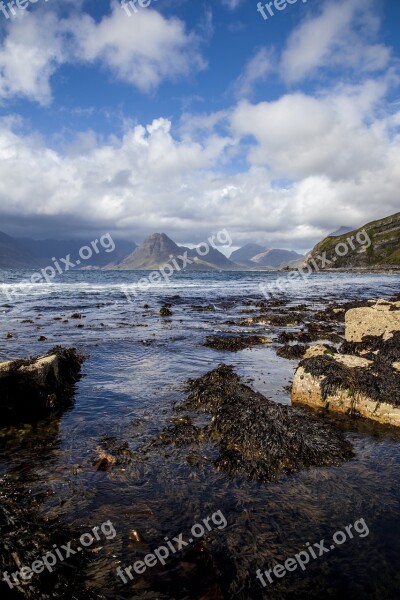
[307,212,400,268]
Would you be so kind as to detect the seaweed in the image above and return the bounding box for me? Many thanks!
[203,335,271,352]
[300,353,400,407]
[276,344,307,359]
[157,365,353,483]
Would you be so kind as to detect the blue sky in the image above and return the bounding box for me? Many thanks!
[0,0,399,251]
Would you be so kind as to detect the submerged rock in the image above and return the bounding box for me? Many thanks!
[155,365,353,482]
[0,347,84,421]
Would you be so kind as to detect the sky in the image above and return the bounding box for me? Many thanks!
[0,0,399,252]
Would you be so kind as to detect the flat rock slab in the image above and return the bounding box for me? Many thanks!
[345,300,400,342]
[0,347,84,421]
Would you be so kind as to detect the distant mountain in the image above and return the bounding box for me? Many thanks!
[230,244,265,266]
[305,212,400,270]
[115,233,240,271]
[0,232,38,269]
[251,248,305,268]
[328,226,354,237]
[230,243,304,269]
[0,231,136,269]
[116,233,180,270]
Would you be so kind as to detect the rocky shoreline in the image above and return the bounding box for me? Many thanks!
[1,292,400,598]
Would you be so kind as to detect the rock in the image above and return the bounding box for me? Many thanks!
[129,529,145,543]
[303,344,331,358]
[94,448,117,471]
[158,307,172,316]
[292,337,400,427]
[0,347,84,421]
[345,300,400,342]
[70,313,82,319]
[38,335,47,341]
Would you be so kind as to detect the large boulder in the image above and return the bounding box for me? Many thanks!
[292,332,400,427]
[345,299,400,342]
[0,347,84,420]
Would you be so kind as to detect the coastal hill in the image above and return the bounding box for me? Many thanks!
[305,211,400,270]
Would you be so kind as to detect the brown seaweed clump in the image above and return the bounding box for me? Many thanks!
[300,352,400,408]
[156,365,353,482]
[204,335,272,352]
[276,344,308,359]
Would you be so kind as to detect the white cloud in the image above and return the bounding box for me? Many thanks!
[281,0,391,83]
[0,2,206,104]
[234,48,272,99]
[0,12,66,105]
[221,0,243,10]
[69,2,206,93]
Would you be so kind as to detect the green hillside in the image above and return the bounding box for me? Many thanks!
[306,212,400,269]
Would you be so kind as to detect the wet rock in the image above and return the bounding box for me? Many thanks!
[129,529,145,543]
[156,365,353,482]
[38,335,47,341]
[191,304,215,312]
[70,313,82,319]
[94,447,117,471]
[204,335,272,352]
[159,307,173,316]
[0,347,84,421]
[292,335,400,426]
[303,344,336,358]
[94,436,134,470]
[345,299,400,342]
[6,333,13,339]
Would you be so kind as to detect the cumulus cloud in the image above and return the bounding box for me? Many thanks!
[0,11,66,105]
[0,0,398,251]
[68,2,206,93]
[0,2,206,104]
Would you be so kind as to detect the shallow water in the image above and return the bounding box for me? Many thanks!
[1,270,400,599]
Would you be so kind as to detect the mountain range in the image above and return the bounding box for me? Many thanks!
[0,232,136,270]
[0,231,304,271]
[2,212,398,272]
[230,245,304,268]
